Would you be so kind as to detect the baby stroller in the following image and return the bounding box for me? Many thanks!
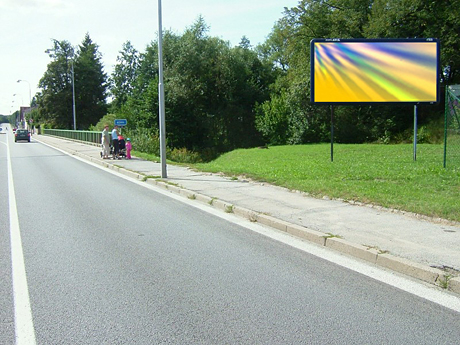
[117,136,127,159]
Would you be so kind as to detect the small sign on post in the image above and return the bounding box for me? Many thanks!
[114,119,127,127]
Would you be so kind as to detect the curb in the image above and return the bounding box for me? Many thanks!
[36,136,460,295]
[127,169,460,293]
[450,277,460,294]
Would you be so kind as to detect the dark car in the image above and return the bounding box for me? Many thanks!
[15,129,30,142]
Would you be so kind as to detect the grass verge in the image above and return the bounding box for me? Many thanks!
[194,144,460,223]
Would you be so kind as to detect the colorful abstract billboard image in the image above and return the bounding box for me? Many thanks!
[310,39,440,104]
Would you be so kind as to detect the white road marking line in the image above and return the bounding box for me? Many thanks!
[7,136,37,344]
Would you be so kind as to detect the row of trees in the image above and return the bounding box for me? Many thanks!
[31,0,460,158]
[255,0,460,144]
[0,115,13,125]
[108,18,272,154]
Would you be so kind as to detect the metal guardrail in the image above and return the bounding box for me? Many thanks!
[43,129,102,145]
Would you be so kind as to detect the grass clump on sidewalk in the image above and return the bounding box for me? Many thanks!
[195,144,460,223]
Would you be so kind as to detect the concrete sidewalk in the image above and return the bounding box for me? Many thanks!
[33,134,460,293]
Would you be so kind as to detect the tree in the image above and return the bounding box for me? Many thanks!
[38,35,108,129]
[161,18,269,151]
[38,39,76,129]
[257,21,291,73]
[364,0,460,84]
[0,114,14,124]
[74,33,108,129]
[256,0,460,145]
[109,41,140,110]
[363,0,460,139]
[116,17,270,154]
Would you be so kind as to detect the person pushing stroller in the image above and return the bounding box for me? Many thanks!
[101,125,110,159]
[111,125,120,159]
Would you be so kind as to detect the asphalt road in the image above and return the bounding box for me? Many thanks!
[1,128,460,344]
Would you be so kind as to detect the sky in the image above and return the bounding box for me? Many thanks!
[0,0,299,115]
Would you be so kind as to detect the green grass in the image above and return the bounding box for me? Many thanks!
[131,150,160,162]
[194,144,460,223]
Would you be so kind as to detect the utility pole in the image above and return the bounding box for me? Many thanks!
[158,0,167,178]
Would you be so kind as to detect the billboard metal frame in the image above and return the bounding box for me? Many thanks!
[310,38,441,105]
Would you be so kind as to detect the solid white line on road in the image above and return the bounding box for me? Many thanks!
[7,135,37,344]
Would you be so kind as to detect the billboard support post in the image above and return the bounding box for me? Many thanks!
[331,105,334,162]
[444,88,448,168]
[413,105,418,161]
[311,38,439,162]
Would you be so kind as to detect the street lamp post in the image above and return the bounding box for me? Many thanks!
[17,80,31,106]
[158,0,167,178]
[45,42,77,130]
[71,61,76,130]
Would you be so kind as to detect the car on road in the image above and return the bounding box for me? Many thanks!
[15,129,30,142]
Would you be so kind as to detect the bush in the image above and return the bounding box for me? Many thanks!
[417,118,444,144]
[90,114,118,131]
[129,128,161,156]
[167,147,202,163]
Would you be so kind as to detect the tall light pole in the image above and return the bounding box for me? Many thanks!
[70,60,76,130]
[158,0,167,178]
[45,41,77,130]
[17,80,31,106]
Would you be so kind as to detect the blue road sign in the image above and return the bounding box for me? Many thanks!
[114,119,127,127]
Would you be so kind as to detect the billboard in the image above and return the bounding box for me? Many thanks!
[310,38,440,104]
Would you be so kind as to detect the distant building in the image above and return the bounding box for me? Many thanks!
[18,106,31,128]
